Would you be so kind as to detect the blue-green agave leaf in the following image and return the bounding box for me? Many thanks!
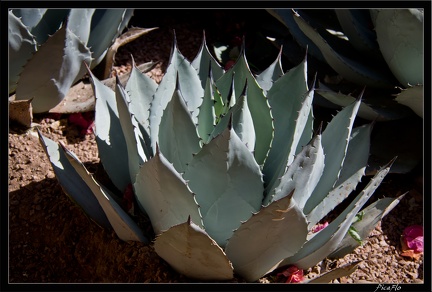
[86,9,134,67]
[114,77,147,183]
[134,146,203,235]
[159,88,202,174]
[334,9,381,58]
[263,63,313,196]
[154,217,233,281]
[12,9,69,45]
[212,81,225,119]
[375,9,423,87]
[11,8,48,30]
[66,9,95,44]
[329,193,405,258]
[15,25,92,113]
[304,97,361,215]
[8,10,37,94]
[306,123,372,227]
[125,56,158,133]
[316,84,386,121]
[293,10,397,89]
[197,66,217,143]
[264,131,325,209]
[255,45,284,94]
[230,88,256,152]
[89,69,131,193]
[281,158,395,269]
[307,167,365,229]
[335,123,372,185]
[215,49,273,165]
[266,9,326,63]
[395,84,423,118]
[149,37,204,151]
[184,124,264,248]
[225,193,308,282]
[58,139,148,243]
[37,130,110,229]
[191,32,224,88]
[209,84,256,153]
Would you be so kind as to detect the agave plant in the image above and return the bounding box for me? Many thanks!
[38,33,403,282]
[267,9,423,119]
[9,8,136,113]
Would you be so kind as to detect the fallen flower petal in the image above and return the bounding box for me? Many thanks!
[277,265,304,283]
[312,221,329,233]
[403,225,423,253]
[68,112,95,135]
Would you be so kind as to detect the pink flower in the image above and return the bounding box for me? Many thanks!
[68,112,94,135]
[312,221,329,233]
[277,265,304,283]
[224,60,236,70]
[402,225,423,253]
[122,183,135,215]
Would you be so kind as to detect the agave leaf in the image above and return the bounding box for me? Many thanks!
[306,124,372,227]
[89,69,131,193]
[191,32,224,88]
[395,84,423,118]
[154,217,233,281]
[307,167,365,229]
[225,192,308,282]
[58,140,148,243]
[292,10,397,89]
[329,193,406,259]
[67,9,95,44]
[317,82,414,121]
[125,56,158,133]
[255,45,284,94]
[281,158,395,269]
[12,9,69,45]
[209,85,256,152]
[8,10,37,94]
[86,9,134,67]
[264,132,325,209]
[303,97,361,215]
[37,130,111,230]
[263,58,312,194]
[149,37,204,151]
[375,9,423,87]
[334,10,381,57]
[11,8,48,30]
[315,84,384,121]
[135,121,153,161]
[304,260,362,283]
[184,124,264,248]
[212,81,225,119]
[114,77,147,182]
[197,66,217,143]
[336,123,372,185]
[134,146,203,235]
[15,25,92,113]
[266,9,326,63]
[215,49,273,165]
[159,88,202,174]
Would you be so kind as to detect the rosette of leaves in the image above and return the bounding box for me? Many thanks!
[267,8,423,119]
[38,34,403,282]
[9,8,135,113]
